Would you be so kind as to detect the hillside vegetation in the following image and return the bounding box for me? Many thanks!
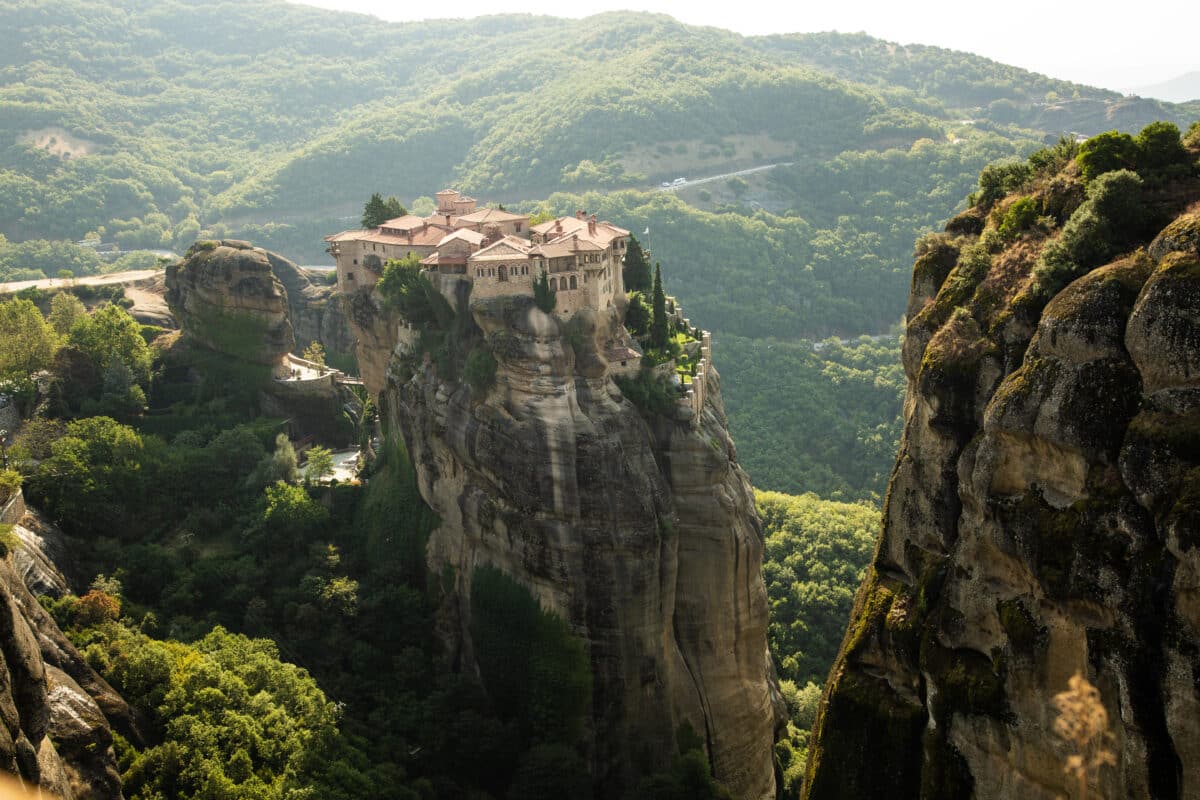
[4,0,1197,495]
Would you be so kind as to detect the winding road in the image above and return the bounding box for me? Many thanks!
[654,162,794,192]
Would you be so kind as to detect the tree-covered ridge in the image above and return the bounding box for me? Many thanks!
[4,0,1196,255]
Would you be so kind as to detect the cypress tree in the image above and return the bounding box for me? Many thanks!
[382,196,407,220]
[533,270,556,314]
[361,193,389,228]
[622,234,651,292]
[650,262,668,349]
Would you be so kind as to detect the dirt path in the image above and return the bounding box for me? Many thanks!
[0,269,162,295]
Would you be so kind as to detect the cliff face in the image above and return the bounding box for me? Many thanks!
[0,498,136,800]
[352,285,782,798]
[806,152,1200,797]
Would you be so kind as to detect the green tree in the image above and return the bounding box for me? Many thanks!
[650,262,668,349]
[383,196,407,219]
[361,192,389,228]
[97,360,147,420]
[48,292,86,336]
[533,270,556,314]
[622,234,651,292]
[27,416,144,532]
[247,433,301,488]
[1135,121,1189,171]
[624,291,651,336]
[304,445,335,484]
[68,304,152,388]
[302,341,326,367]
[1076,130,1138,183]
[0,298,58,380]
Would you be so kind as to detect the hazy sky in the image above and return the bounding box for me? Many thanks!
[290,0,1198,94]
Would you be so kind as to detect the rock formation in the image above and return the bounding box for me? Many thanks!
[263,251,356,361]
[348,279,783,798]
[165,240,295,364]
[0,498,136,800]
[805,145,1200,797]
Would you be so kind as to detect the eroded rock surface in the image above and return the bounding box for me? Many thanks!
[0,548,133,799]
[165,240,295,364]
[806,176,1200,796]
[351,287,782,799]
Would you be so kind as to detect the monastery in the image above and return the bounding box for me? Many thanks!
[324,189,630,316]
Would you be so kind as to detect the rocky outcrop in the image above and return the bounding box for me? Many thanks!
[805,159,1200,796]
[165,240,295,364]
[354,286,782,798]
[263,252,356,361]
[0,539,134,799]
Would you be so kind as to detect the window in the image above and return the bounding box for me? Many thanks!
[347,272,356,281]
[569,275,577,290]
[515,223,522,232]
[550,277,558,291]
[353,258,358,265]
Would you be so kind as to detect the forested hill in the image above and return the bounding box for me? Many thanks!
[2,0,1195,247]
[4,0,1197,497]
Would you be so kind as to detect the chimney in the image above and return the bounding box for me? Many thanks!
[589,214,597,234]
[576,210,585,221]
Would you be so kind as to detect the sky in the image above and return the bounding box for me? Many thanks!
[290,0,1199,95]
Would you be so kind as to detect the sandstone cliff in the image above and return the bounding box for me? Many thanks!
[805,141,1200,798]
[348,281,782,798]
[0,497,136,800]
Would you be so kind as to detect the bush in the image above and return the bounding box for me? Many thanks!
[464,346,498,395]
[75,589,121,626]
[615,369,678,417]
[998,197,1040,240]
[0,469,20,505]
[1135,121,1189,171]
[1076,130,1137,183]
[973,160,1032,207]
[1033,169,1144,295]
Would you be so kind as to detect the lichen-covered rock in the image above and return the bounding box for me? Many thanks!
[807,178,1200,798]
[355,285,781,799]
[0,554,132,799]
[165,240,295,364]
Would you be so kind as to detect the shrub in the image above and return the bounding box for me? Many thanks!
[75,589,121,626]
[0,469,20,505]
[1033,170,1144,295]
[615,369,678,417]
[1135,121,1188,170]
[973,160,1032,208]
[464,346,498,395]
[998,197,1041,241]
[1076,130,1137,183]
[1185,120,1200,149]
[1028,136,1079,176]
[0,524,18,557]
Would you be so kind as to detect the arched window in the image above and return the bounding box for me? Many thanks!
[498,265,508,282]
[569,275,577,290]
[550,277,558,291]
